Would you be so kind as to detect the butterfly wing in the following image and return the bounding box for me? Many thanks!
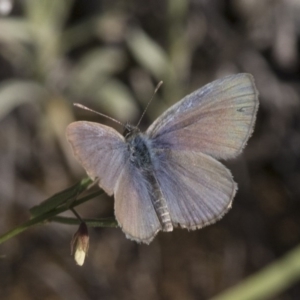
[66,121,129,195]
[152,149,236,229]
[67,121,161,243]
[147,73,259,160]
[145,73,258,229]
[114,160,161,244]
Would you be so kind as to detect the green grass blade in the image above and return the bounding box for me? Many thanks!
[0,190,104,245]
[126,27,171,80]
[29,177,93,217]
[211,244,300,300]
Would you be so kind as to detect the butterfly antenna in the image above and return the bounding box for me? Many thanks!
[74,103,124,127]
[136,81,163,128]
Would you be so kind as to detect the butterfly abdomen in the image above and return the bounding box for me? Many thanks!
[126,131,173,232]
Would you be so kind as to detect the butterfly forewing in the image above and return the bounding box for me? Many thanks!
[66,121,129,195]
[147,73,259,160]
[152,149,236,229]
[114,161,161,244]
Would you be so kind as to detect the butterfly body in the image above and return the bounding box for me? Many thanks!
[126,128,152,169]
[66,73,259,244]
[125,128,173,232]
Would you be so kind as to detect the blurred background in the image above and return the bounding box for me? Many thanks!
[1,0,300,299]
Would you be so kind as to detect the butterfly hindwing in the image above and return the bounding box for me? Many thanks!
[152,149,237,229]
[114,160,161,244]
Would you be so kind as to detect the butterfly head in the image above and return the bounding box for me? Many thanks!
[123,123,140,139]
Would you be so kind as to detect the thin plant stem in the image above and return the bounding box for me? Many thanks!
[71,208,84,223]
[0,190,104,245]
[51,216,117,227]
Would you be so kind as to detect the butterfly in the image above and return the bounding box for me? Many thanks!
[66,73,259,244]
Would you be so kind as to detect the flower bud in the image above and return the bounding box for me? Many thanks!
[71,222,89,266]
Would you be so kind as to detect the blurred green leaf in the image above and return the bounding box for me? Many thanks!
[126,27,171,80]
[25,0,74,31]
[0,42,34,72]
[30,177,93,218]
[24,0,75,76]
[0,80,49,120]
[0,18,31,43]
[211,243,300,300]
[0,18,34,70]
[62,17,97,53]
[70,47,127,96]
[164,0,190,102]
[95,78,139,122]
